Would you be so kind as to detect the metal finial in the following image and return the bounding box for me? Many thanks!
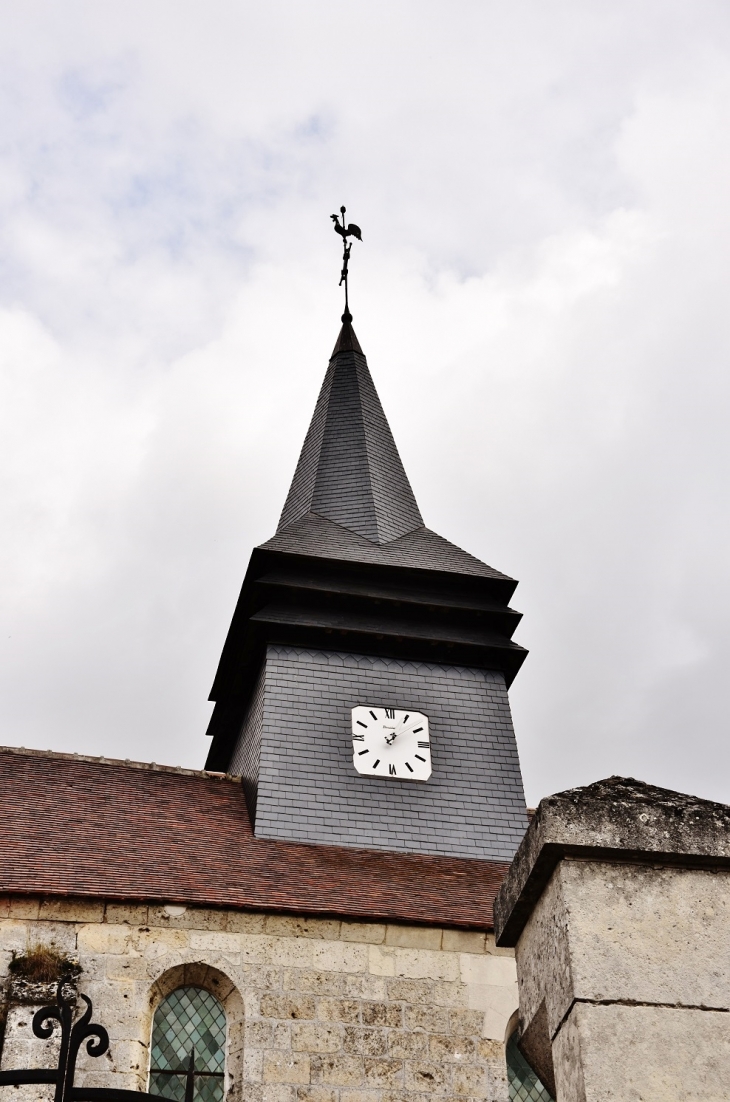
[330,205,362,322]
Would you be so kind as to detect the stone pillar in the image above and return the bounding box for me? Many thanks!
[493,776,730,1102]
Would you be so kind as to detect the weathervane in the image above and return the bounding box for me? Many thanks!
[331,205,362,322]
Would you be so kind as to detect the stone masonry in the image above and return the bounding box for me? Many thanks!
[0,899,518,1102]
[494,776,730,1102]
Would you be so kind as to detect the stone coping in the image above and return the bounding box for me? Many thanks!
[494,775,730,947]
[0,896,513,956]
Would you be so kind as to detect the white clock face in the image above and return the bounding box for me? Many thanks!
[351,706,431,781]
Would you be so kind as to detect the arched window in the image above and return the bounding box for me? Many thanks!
[150,986,227,1102]
[506,1030,554,1102]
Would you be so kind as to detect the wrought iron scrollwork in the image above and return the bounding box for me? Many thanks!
[0,982,181,1102]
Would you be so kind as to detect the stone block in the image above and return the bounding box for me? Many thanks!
[431,981,468,1008]
[78,924,131,954]
[8,900,40,920]
[104,904,149,926]
[260,995,317,1021]
[312,942,368,974]
[273,1023,292,1049]
[452,1064,488,1097]
[240,936,274,965]
[340,922,386,945]
[297,1088,337,1102]
[385,926,442,950]
[477,1039,504,1061]
[363,1058,404,1087]
[263,1053,311,1085]
[394,950,459,982]
[467,984,517,1042]
[242,963,282,989]
[187,931,241,953]
[368,946,395,977]
[310,1054,364,1086]
[227,911,267,933]
[404,1006,448,1034]
[266,917,342,941]
[245,1049,265,1083]
[428,1034,477,1061]
[246,1020,275,1049]
[484,934,513,957]
[345,976,387,1001]
[267,938,316,968]
[291,1023,344,1053]
[39,899,105,923]
[459,955,516,988]
[343,1028,388,1056]
[0,897,10,918]
[340,1091,381,1102]
[386,978,434,1005]
[387,1032,428,1059]
[316,999,361,1023]
[441,930,486,955]
[131,928,188,956]
[262,1087,296,1102]
[285,971,347,996]
[0,920,35,953]
[361,1002,402,1027]
[404,1061,449,1092]
[448,1009,485,1035]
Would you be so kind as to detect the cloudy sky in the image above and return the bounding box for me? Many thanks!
[1,2,729,807]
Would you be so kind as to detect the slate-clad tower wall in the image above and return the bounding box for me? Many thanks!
[206,318,529,861]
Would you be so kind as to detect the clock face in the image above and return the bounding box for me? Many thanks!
[351,706,431,781]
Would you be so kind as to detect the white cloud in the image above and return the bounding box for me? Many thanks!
[0,1,729,805]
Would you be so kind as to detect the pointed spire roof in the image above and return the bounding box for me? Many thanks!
[277,319,424,545]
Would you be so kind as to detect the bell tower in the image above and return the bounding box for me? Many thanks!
[206,210,528,861]
[205,310,529,863]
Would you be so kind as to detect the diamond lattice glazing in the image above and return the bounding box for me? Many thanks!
[150,987,226,1102]
[506,1032,554,1102]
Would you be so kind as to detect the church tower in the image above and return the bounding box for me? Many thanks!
[205,313,528,863]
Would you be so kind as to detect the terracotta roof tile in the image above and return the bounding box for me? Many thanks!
[0,748,507,929]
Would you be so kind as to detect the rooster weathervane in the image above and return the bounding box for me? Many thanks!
[331,205,362,322]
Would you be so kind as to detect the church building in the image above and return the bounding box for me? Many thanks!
[0,302,547,1101]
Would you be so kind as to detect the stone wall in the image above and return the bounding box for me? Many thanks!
[494,776,730,1102]
[0,898,518,1102]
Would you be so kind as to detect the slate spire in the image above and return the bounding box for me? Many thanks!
[277,318,424,545]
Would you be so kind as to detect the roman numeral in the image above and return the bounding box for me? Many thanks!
[353,734,364,741]
[389,764,396,775]
[413,727,423,734]
[385,708,395,719]
[358,749,369,756]
[357,720,368,728]
[373,759,380,768]
[417,741,429,748]
[405,762,413,773]
[415,754,426,763]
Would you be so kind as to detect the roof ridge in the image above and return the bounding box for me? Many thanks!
[0,744,239,781]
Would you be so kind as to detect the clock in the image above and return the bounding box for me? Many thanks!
[351,706,431,781]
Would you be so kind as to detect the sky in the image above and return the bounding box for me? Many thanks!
[1,1,730,808]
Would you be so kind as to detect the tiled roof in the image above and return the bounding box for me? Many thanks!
[277,321,424,544]
[261,513,511,581]
[0,748,507,930]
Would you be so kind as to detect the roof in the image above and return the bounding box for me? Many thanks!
[0,747,507,930]
[494,776,730,946]
[277,320,424,545]
[261,513,511,581]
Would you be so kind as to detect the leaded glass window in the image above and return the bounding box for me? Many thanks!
[506,1031,554,1102]
[150,986,226,1102]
